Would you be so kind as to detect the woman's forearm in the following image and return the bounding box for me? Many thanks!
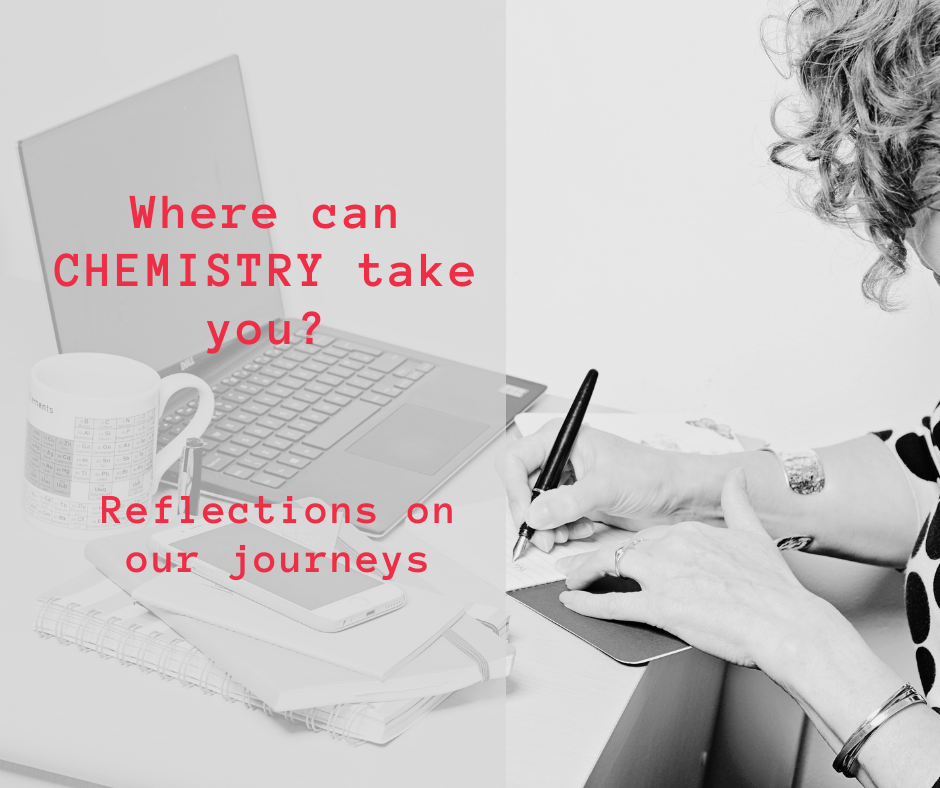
[677,434,927,567]
[760,596,940,788]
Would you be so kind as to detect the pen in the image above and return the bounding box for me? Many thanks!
[511,369,598,562]
[177,437,207,516]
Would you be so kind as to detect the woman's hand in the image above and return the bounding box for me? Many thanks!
[496,421,706,553]
[558,470,940,788]
[557,468,824,670]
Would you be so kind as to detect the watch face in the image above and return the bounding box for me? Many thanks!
[774,535,814,552]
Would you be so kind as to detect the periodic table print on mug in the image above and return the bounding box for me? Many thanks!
[22,353,214,539]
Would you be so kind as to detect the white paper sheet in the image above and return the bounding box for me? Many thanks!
[506,512,635,592]
[513,412,745,455]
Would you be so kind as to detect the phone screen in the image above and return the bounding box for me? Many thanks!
[172,522,383,610]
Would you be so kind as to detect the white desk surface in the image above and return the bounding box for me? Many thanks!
[0,276,644,788]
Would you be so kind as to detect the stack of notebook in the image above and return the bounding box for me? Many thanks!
[36,520,513,745]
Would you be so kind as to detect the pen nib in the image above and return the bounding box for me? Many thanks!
[511,534,529,563]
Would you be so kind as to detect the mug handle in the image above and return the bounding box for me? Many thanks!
[151,373,216,495]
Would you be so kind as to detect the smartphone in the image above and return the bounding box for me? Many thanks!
[148,520,406,632]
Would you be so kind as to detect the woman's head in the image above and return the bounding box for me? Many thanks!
[771,0,940,306]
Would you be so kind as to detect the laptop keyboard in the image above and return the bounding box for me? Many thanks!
[157,333,435,490]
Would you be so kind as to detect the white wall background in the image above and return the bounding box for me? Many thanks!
[508,1,940,445]
[1,1,936,783]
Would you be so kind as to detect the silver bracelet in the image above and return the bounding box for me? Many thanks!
[760,446,826,495]
[832,683,927,777]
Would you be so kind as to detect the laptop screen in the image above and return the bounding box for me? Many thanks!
[19,56,283,375]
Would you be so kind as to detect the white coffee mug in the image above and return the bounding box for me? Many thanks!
[23,353,214,539]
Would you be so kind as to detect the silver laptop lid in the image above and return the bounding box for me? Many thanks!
[19,56,282,375]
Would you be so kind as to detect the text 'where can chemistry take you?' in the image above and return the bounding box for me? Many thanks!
[50,197,478,353]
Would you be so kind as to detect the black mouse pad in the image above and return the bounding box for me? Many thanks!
[507,577,688,665]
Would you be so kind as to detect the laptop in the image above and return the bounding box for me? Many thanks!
[18,56,544,536]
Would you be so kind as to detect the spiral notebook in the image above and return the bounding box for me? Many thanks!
[35,570,443,744]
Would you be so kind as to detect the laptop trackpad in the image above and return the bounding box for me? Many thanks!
[347,404,487,476]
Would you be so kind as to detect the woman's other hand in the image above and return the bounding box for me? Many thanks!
[557,468,823,669]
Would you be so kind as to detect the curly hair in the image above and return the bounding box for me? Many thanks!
[769,0,940,308]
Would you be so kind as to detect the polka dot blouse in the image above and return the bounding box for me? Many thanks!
[875,424,940,712]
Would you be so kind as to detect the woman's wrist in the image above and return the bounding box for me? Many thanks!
[766,594,940,787]
[673,451,762,520]
[759,594,903,741]
[675,449,804,538]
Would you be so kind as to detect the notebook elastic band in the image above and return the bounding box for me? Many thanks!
[444,629,489,682]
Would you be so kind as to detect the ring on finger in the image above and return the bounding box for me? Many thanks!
[613,538,648,578]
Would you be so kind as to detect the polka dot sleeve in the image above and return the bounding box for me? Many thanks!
[873,419,940,533]
[893,404,940,709]
[906,507,940,710]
